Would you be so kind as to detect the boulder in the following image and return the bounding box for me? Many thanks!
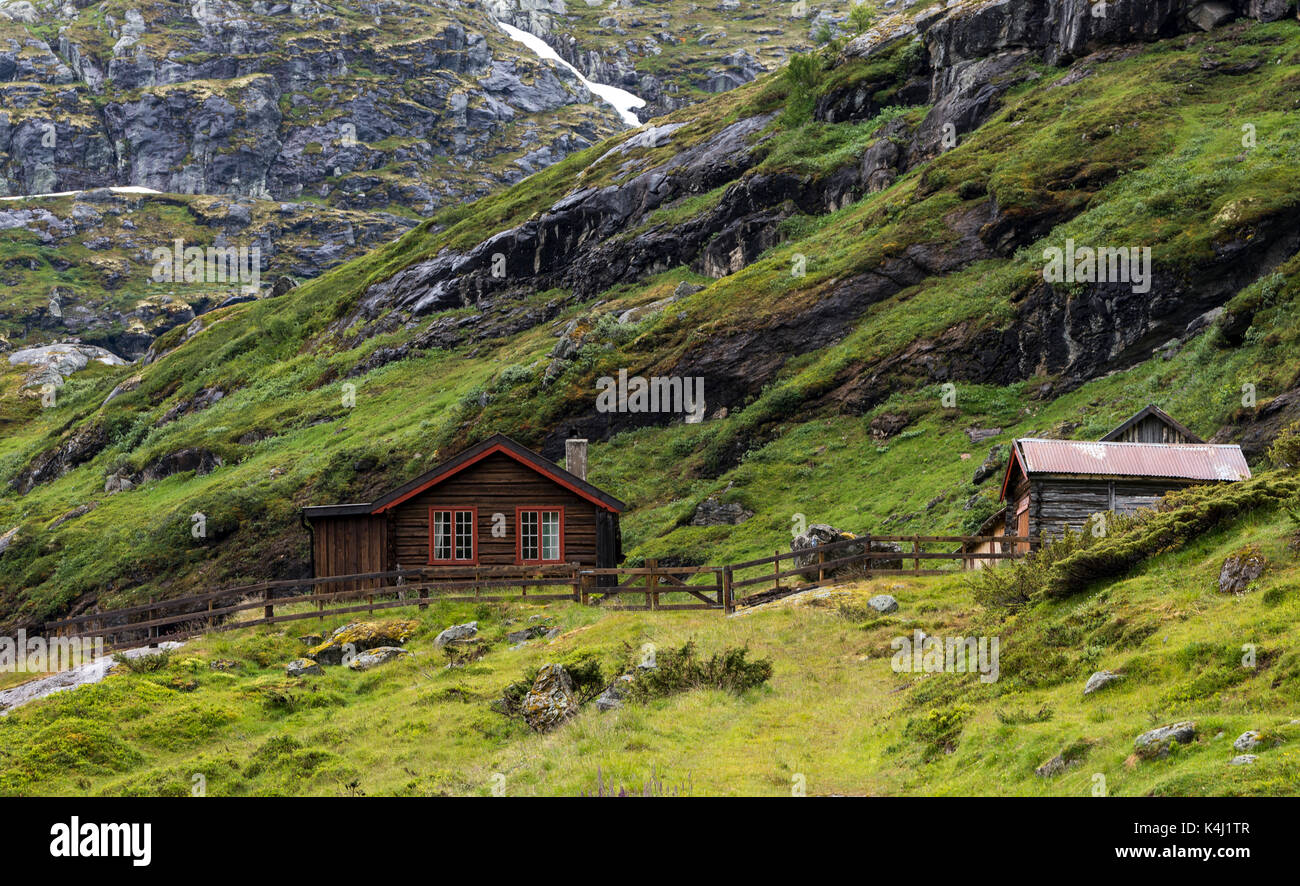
[1083,670,1124,695]
[433,621,477,648]
[1230,754,1257,765]
[285,658,322,677]
[596,674,634,712]
[791,524,903,580]
[1219,547,1265,593]
[1246,0,1292,21]
[1187,1,1235,30]
[522,664,579,732]
[347,646,411,671]
[1233,730,1261,752]
[308,619,418,665]
[690,496,754,526]
[972,444,1007,484]
[1134,721,1196,759]
[867,594,899,614]
[1035,754,1067,778]
[506,625,549,644]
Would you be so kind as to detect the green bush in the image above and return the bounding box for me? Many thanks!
[1270,420,1300,469]
[904,703,973,760]
[629,641,773,701]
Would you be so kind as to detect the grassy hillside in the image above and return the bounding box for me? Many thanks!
[2,471,1297,796]
[0,18,1298,636]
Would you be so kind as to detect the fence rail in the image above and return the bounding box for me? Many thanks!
[42,533,1034,648]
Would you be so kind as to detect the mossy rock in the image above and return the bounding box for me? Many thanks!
[307,620,419,665]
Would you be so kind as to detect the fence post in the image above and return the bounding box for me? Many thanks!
[723,566,734,614]
[773,550,781,592]
[208,599,214,631]
[646,558,658,610]
[148,597,158,646]
[817,549,825,583]
[913,535,920,574]
[571,563,580,602]
[579,571,591,606]
[264,587,274,623]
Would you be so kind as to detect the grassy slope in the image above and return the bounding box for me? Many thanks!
[0,25,1298,646]
[1,478,1297,796]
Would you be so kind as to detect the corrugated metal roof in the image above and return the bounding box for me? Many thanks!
[1015,439,1251,482]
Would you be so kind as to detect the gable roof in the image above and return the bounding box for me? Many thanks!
[304,434,625,518]
[1100,404,1203,444]
[999,439,1249,500]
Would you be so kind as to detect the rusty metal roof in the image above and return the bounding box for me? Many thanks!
[1013,439,1251,482]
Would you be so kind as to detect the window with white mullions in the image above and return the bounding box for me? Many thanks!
[518,508,562,563]
[430,508,475,563]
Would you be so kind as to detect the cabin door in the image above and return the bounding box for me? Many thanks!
[1015,495,1030,554]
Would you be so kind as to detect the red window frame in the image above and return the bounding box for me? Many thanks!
[516,506,564,564]
[428,507,478,564]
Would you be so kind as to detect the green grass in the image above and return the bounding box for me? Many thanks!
[3,474,1298,796]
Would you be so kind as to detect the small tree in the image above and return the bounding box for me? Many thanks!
[848,2,874,33]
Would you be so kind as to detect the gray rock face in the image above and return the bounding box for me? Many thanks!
[1233,730,1261,752]
[690,496,754,526]
[1246,0,1293,21]
[7,342,126,390]
[434,621,478,648]
[1229,754,1257,765]
[1084,670,1124,695]
[1219,548,1266,593]
[522,663,579,732]
[285,658,322,677]
[0,7,623,209]
[867,594,899,614]
[347,646,411,671]
[1188,1,1237,29]
[1134,721,1196,758]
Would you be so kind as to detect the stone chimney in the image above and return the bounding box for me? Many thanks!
[565,439,588,480]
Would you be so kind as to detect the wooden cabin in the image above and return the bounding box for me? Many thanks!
[302,434,624,585]
[998,406,1249,545]
[961,506,1007,569]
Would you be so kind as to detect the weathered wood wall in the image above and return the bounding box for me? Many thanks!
[312,515,386,590]
[1032,478,1195,539]
[1109,415,1196,444]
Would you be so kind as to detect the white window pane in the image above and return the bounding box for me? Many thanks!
[434,512,451,560]
[541,512,560,560]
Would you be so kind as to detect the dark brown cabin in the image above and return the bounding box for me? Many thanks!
[302,434,624,585]
[998,406,1248,547]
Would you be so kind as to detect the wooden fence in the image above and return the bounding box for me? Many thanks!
[43,533,1032,649]
[44,563,583,652]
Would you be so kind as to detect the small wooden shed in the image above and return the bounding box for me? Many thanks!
[302,434,624,584]
[999,406,1249,545]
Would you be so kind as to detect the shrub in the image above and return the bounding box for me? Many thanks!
[904,703,973,760]
[848,3,874,33]
[629,641,772,701]
[1268,420,1300,469]
[113,650,172,674]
